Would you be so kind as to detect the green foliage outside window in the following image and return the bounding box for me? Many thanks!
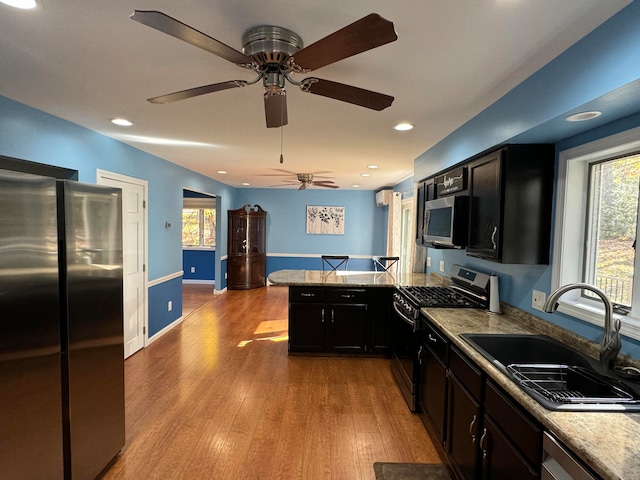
[182,208,215,247]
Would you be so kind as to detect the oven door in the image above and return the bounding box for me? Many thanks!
[390,299,419,412]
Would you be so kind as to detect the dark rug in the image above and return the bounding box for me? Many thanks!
[373,462,451,480]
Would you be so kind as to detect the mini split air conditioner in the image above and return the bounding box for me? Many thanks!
[376,190,392,206]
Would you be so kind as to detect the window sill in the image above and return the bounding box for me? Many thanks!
[183,246,216,251]
[556,299,640,342]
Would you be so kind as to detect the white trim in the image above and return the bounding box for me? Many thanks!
[182,246,216,251]
[265,253,379,259]
[553,126,640,341]
[148,271,183,287]
[182,279,215,285]
[214,286,227,295]
[147,316,184,345]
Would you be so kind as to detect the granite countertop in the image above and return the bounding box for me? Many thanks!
[267,269,431,287]
[423,305,640,480]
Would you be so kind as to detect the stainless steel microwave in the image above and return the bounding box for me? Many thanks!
[423,195,469,248]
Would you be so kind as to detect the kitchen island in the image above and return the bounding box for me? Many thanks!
[268,269,432,355]
[268,268,431,288]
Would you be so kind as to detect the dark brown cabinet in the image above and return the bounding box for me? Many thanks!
[415,178,435,245]
[287,287,392,354]
[418,316,544,480]
[466,144,554,264]
[227,204,266,289]
[419,320,449,446]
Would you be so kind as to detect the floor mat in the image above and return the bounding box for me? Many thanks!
[373,462,451,480]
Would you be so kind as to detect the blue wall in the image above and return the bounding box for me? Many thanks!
[0,95,238,336]
[235,188,387,273]
[182,250,216,281]
[413,1,640,359]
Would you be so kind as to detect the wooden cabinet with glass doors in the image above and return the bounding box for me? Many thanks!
[227,204,267,289]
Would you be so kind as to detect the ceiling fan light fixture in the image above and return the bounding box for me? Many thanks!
[394,122,414,131]
[1,0,37,9]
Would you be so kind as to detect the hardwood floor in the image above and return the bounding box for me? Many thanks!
[182,283,216,318]
[100,286,441,480]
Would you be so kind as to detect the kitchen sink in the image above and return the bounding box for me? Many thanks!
[460,334,640,411]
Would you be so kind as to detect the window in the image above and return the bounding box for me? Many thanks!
[554,126,640,340]
[182,207,216,247]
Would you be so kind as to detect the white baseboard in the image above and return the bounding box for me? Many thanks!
[147,316,184,345]
[182,279,215,285]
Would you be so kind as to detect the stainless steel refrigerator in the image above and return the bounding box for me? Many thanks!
[0,169,125,480]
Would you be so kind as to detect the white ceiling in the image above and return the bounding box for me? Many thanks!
[0,0,631,189]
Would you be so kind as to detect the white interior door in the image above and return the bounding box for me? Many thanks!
[97,170,148,358]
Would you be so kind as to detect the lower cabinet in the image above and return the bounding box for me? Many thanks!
[419,317,543,480]
[289,286,390,354]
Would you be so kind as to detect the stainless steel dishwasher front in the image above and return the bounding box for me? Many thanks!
[542,432,597,480]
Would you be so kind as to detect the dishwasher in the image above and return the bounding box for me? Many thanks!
[542,432,598,480]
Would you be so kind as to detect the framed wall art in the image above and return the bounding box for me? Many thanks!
[306,205,345,235]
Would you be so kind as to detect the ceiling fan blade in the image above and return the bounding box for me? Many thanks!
[130,10,253,66]
[289,13,397,72]
[313,182,340,189]
[299,183,307,190]
[312,180,336,184]
[300,78,393,111]
[148,80,248,104]
[264,92,288,128]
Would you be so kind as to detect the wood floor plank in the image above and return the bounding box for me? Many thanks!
[98,285,441,480]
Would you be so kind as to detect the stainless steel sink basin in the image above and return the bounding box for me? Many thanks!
[460,334,640,411]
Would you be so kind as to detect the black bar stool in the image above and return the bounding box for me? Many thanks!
[373,256,399,272]
[322,255,349,271]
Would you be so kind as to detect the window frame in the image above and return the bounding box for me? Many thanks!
[553,125,640,341]
[182,197,216,250]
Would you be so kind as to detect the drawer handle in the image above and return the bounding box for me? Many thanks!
[301,293,315,297]
[428,334,437,343]
[469,415,477,444]
[341,294,355,298]
[480,428,488,459]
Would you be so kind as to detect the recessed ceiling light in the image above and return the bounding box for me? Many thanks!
[1,0,37,9]
[394,122,414,131]
[241,182,250,186]
[110,118,133,127]
[217,170,227,174]
[352,184,360,188]
[367,165,379,169]
[565,111,602,122]
[360,173,371,177]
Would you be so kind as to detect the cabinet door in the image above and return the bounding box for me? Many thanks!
[416,181,426,244]
[480,416,538,480]
[328,304,367,353]
[420,344,448,445]
[289,303,325,352]
[467,151,502,260]
[370,288,392,353]
[447,375,481,480]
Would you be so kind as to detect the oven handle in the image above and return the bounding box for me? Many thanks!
[392,301,417,332]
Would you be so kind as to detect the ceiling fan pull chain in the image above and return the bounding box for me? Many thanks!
[279,124,284,164]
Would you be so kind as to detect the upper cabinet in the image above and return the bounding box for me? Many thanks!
[416,144,555,264]
[466,145,554,264]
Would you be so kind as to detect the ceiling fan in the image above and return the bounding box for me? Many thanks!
[270,172,339,190]
[130,10,398,128]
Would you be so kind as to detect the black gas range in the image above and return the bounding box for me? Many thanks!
[390,265,491,412]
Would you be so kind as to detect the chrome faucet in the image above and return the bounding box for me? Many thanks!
[543,283,622,369]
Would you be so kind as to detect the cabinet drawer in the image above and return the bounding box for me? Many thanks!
[290,287,325,303]
[420,318,448,364]
[449,346,483,401]
[485,380,542,468]
[328,288,367,304]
